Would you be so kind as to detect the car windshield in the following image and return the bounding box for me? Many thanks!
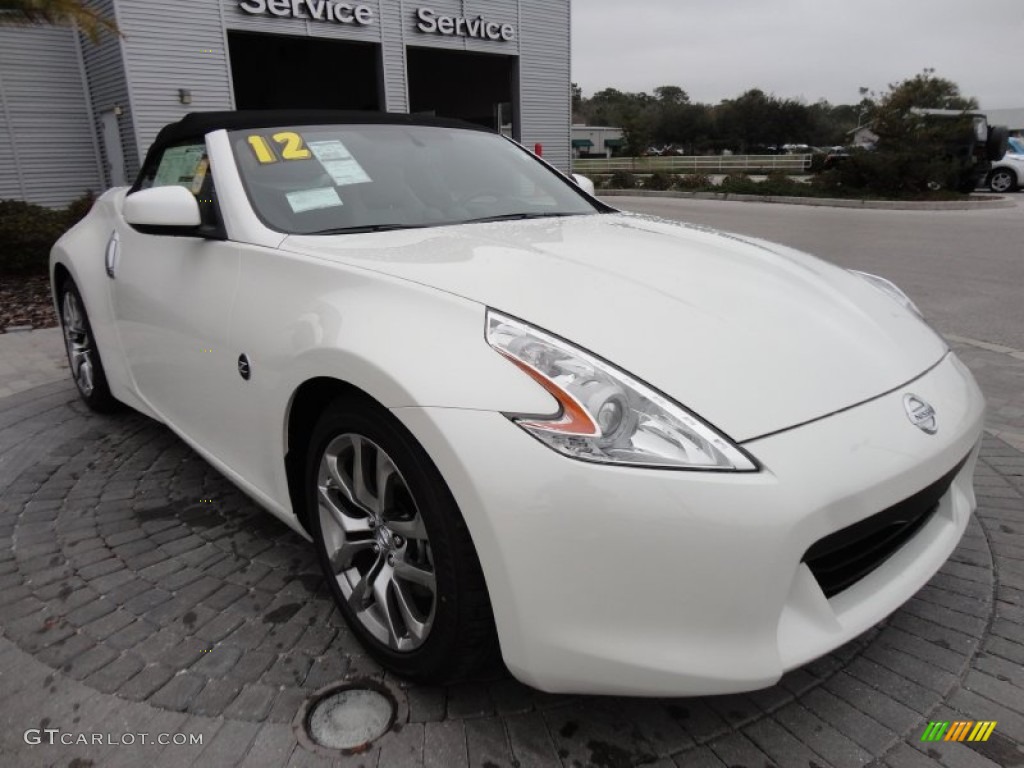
[1008,137,1024,155]
[228,124,599,234]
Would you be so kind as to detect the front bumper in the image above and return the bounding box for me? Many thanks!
[392,352,985,696]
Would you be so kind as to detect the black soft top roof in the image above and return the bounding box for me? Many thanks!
[140,110,493,174]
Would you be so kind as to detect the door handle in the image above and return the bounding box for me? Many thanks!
[105,231,120,278]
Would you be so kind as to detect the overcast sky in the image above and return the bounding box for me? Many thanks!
[571,0,1023,109]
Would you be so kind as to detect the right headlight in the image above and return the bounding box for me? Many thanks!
[850,270,923,318]
[486,310,757,471]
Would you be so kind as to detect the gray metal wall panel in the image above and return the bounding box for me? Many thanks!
[517,0,570,170]
[378,0,409,112]
[0,113,22,200]
[81,0,139,184]
[118,0,234,163]
[0,26,104,206]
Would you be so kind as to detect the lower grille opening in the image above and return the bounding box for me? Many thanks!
[803,455,968,598]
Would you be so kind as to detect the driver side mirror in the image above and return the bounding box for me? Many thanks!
[124,186,201,234]
[572,173,596,196]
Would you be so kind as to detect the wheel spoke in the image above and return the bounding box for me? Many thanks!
[318,484,371,534]
[348,553,385,612]
[387,514,428,541]
[376,451,398,513]
[372,567,402,648]
[328,536,377,573]
[392,579,431,641]
[325,442,375,518]
[78,357,94,393]
[350,436,381,514]
[393,559,436,590]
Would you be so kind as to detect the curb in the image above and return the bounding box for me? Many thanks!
[599,189,1018,211]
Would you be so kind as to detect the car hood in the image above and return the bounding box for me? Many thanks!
[281,213,947,442]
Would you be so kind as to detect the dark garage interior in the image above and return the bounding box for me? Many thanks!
[407,47,517,135]
[228,31,381,111]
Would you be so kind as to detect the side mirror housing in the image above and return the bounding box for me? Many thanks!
[572,173,596,196]
[124,186,201,233]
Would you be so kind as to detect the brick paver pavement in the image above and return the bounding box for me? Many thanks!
[1,332,1022,767]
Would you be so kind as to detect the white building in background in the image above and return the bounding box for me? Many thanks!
[571,125,624,157]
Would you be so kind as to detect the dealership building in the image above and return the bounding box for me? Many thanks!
[0,0,570,207]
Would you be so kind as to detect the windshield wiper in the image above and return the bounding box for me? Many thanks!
[457,212,581,225]
[308,213,580,235]
[308,223,427,235]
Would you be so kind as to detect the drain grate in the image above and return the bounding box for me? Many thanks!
[308,688,393,749]
[295,679,406,756]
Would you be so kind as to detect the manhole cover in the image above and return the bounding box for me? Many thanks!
[306,686,395,750]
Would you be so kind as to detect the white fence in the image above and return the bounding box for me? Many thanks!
[573,154,813,174]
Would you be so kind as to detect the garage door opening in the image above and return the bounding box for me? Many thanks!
[407,47,517,137]
[228,31,381,111]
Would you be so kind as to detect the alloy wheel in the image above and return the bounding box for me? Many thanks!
[989,170,1015,193]
[62,290,95,397]
[316,433,437,651]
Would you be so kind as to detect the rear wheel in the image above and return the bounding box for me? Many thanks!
[305,394,498,683]
[988,168,1018,193]
[58,280,119,412]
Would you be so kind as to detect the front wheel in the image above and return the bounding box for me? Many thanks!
[305,395,498,683]
[58,280,119,412]
[988,168,1018,193]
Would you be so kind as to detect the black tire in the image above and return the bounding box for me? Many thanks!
[305,394,498,683]
[988,168,1018,194]
[58,279,119,413]
[987,125,1010,162]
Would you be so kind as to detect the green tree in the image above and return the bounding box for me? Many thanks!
[654,85,688,106]
[715,89,777,151]
[818,71,983,194]
[0,0,119,42]
[870,68,978,145]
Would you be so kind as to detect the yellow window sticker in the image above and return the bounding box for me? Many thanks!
[273,131,312,160]
[247,132,313,164]
[247,135,276,164]
[190,157,209,194]
[309,140,372,186]
[286,187,343,214]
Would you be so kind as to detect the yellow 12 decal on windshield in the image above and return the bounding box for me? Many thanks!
[247,131,312,164]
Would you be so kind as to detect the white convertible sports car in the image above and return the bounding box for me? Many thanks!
[51,111,985,696]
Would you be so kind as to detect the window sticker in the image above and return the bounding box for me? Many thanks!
[190,157,209,195]
[285,187,343,214]
[154,145,206,187]
[309,140,372,186]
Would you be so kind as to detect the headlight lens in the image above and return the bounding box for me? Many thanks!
[851,270,922,317]
[486,310,757,471]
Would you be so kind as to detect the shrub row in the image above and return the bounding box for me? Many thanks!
[593,164,969,200]
[596,171,816,196]
[0,193,97,276]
